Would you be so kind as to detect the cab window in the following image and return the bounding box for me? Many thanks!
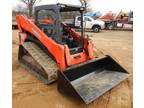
[77,17,81,21]
[37,10,57,36]
[84,17,92,22]
[37,10,56,25]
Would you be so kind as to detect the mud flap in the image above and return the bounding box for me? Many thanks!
[57,56,129,104]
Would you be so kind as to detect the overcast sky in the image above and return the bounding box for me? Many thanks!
[12,0,134,14]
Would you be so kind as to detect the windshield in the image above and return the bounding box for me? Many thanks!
[85,16,94,21]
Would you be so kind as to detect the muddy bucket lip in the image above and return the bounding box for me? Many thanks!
[71,72,129,104]
[58,55,129,104]
[60,71,129,104]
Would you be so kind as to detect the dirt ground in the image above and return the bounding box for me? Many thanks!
[12,30,133,108]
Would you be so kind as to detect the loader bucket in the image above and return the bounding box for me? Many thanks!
[58,56,129,104]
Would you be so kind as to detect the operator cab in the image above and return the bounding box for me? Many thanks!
[35,3,85,54]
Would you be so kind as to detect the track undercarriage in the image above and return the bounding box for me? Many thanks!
[18,42,58,84]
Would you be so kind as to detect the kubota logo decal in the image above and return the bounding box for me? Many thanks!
[32,28,41,38]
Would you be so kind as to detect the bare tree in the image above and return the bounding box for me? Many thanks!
[79,0,92,12]
[20,0,41,17]
[13,4,28,13]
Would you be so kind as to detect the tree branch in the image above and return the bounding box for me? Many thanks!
[21,0,28,5]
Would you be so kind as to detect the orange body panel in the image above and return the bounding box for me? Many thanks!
[64,45,88,66]
[16,15,95,71]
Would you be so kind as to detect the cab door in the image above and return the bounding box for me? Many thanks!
[75,16,81,27]
[84,17,93,29]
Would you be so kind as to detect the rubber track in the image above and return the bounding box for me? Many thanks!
[22,42,58,84]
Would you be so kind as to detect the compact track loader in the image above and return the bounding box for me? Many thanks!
[16,3,129,104]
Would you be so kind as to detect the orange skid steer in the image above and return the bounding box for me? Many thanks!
[16,3,129,104]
